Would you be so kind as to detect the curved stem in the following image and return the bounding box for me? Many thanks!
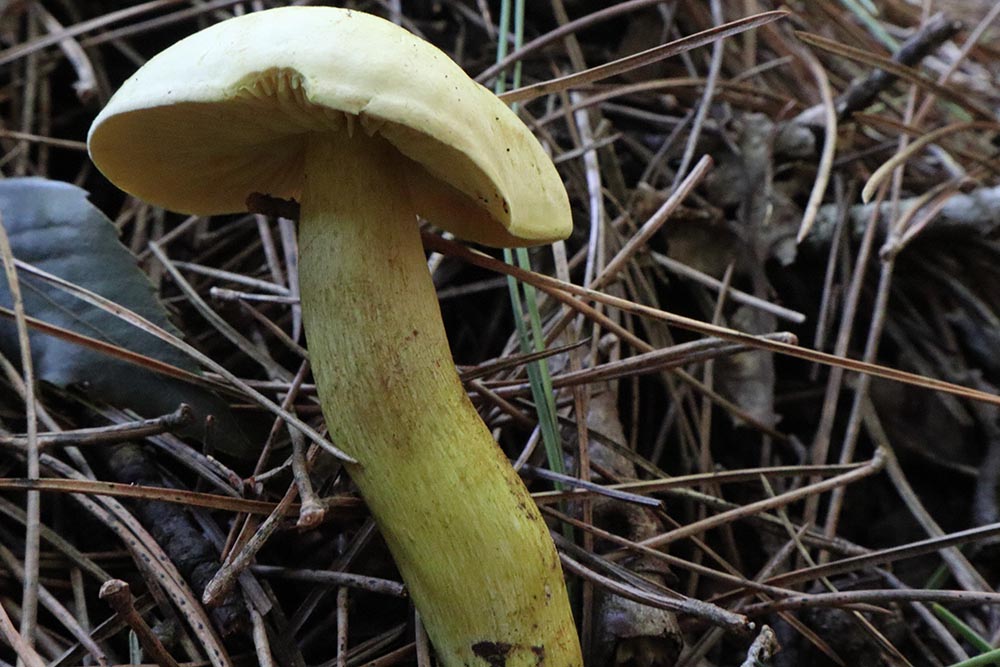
[298,132,581,667]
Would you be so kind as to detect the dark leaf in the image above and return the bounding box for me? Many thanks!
[0,177,251,457]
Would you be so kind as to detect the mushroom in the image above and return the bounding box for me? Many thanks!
[88,6,581,667]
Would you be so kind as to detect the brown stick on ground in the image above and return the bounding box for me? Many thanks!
[99,579,181,667]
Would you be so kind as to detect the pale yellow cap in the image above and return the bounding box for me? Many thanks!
[87,6,571,248]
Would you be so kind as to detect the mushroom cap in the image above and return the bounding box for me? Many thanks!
[87,6,571,248]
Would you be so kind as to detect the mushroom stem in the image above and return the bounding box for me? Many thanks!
[298,132,581,667]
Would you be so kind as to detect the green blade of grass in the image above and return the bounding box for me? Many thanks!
[496,0,565,482]
[932,603,992,654]
[948,649,1000,667]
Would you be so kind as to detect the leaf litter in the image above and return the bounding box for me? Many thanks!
[3,2,1000,666]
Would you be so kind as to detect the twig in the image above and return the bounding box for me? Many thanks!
[50,595,159,667]
[740,625,779,667]
[175,260,291,295]
[795,41,837,242]
[31,1,97,101]
[0,303,219,389]
[0,542,108,666]
[804,177,881,523]
[149,241,293,382]
[0,210,41,653]
[670,1,722,193]
[520,465,661,507]
[501,11,790,104]
[99,579,181,667]
[289,427,324,528]
[476,0,663,83]
[210,287,299,304]
[633,449,885,551]
[796,27,992,121]
[203,482,299,606]
[421,233,1000,407]
[911,3,1000,126]
[251,565,405,598]
[593,155,713,290]
[335,587,349,667]
[710,521,1000,606]
[0,0,247,67]
[484,333,797,398]
[9,256,354,462]
[649,253,805,324]
[0,598,46,667]
[0,404,193,449]
[796,13,963,123]
[807,184,1000,244]
[533,460,871,505]
[361,642,416,667]
[862,406,991,593]
[459,338,587,381]
[0,475,359,515]
[558,552,752,634]
[0,129,87,150]
[414,610,432,667]
[249,609,276,667]
[78,0,260,48]
[742,589,1000,615]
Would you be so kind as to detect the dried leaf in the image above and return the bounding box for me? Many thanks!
[0,177,251,456]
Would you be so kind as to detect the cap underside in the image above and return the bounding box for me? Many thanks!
[87,7,572,247]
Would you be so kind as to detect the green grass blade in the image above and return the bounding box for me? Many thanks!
[495,0,566,480]
[932,603,993,655]
[947,648,1000,667]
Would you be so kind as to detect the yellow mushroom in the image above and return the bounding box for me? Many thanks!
[88,7,580,667]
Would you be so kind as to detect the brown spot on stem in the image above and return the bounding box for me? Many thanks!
[471,641,548,666]
[472,641,512,667]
